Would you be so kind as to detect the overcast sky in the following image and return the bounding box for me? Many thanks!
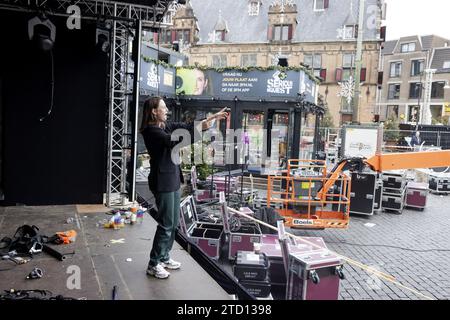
[384,0,450,40]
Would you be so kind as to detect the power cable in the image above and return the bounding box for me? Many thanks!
[39,49,55,122]
[325,241,450,253]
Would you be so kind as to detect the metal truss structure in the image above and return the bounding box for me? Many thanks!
[0,0,172,26]
[0,0,175,206]
[420,69,436,125]
[106,15,133,207]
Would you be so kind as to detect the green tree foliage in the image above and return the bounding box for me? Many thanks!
[321,107,335,129]
[383,116,400,141]
[181,141,218,180]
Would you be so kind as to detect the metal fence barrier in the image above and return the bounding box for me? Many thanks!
[312,128,450,156]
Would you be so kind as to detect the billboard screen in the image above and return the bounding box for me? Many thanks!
[140,60,176,96]
[175,68,317,103]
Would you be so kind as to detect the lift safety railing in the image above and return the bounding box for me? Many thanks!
[267,159,351,229]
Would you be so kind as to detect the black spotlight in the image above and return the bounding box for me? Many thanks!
[278,58,288,67]
[172,41,180,52]
[28,14,56,51]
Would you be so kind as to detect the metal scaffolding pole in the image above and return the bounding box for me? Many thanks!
[128,19,142,203]
[352,0,365,123]
[420,69,436,125]
[106,8,132,206]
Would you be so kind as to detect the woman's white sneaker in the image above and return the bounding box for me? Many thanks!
[147,263,170,279]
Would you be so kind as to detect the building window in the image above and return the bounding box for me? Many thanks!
[343,53,355,68]
[214,30,226,42]
[386,105,399,119]
[443,61,450,69]
[241,54,257,67]
[408,105,420,123]
[388,84,401,100]
[304,54,322,77]
[409,83,422,99]
[248,1,260,16]
[341,97,353,113]
[212,55,227,67]
[401,42,416,53]
[314,0,329,11]
[272,25,292,41]
[431,82,445,99]
[176,29,191,44]
[390,62,402,78]
[411,59,424,76]
[342,53,355,80]
[343,25,357,39]
[160,29,173,44]
[342,70,353,81]
[431,105,443,121]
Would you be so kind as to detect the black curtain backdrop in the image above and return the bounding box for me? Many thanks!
[1,10,108,205]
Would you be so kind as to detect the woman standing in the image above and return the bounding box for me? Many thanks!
[140,96,228,279]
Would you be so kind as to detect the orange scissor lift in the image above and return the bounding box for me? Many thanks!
[267,159,351,230]
[267,150,450,230]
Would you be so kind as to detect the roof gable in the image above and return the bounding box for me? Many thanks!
[431,47,450,73]
[189,0,380,44]
[381,40,397,55]
[382,35,450,55]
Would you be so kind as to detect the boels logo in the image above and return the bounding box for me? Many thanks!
[293,219,314,226]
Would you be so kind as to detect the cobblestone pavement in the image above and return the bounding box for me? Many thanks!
[291,193,450,300]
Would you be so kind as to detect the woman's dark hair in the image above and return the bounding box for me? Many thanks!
[140,96,162,133]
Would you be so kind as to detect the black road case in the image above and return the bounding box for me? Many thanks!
[429,174,450,194]
[233,251,270,281]
[349,172,377,216]
[239,277,271,298]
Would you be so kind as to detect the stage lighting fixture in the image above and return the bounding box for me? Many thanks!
[28,14,56,51]
[172,41,180,52]
[96,28,110,53]
[277,58,288,67]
